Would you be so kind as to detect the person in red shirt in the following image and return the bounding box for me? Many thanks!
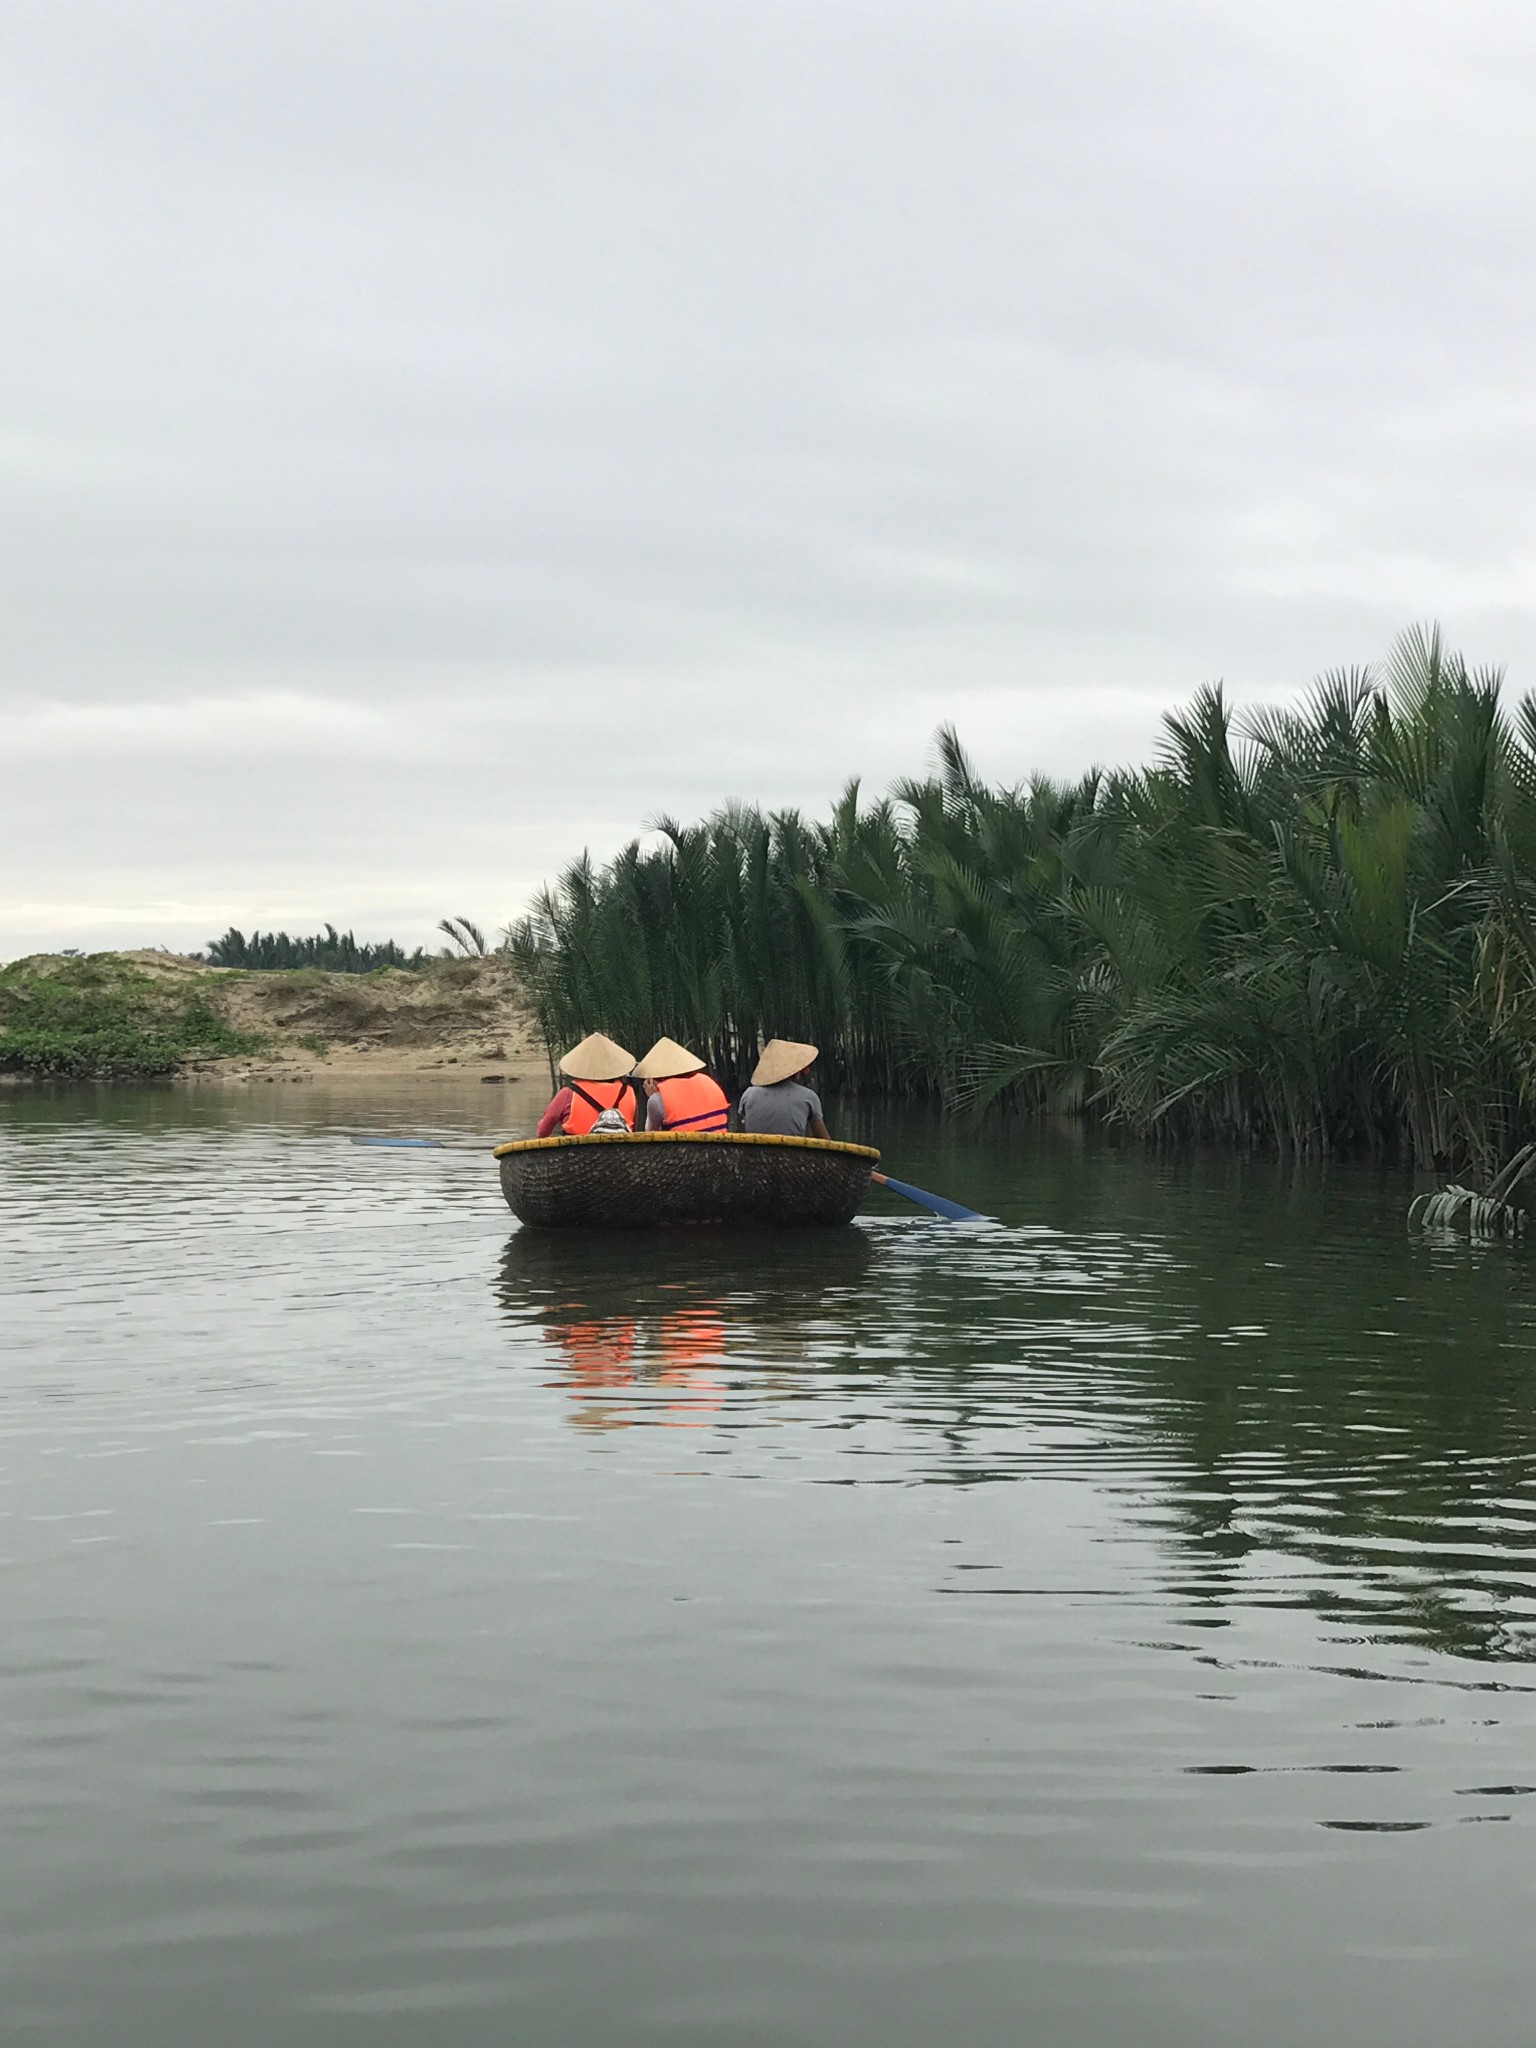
[535,1033,638,1137]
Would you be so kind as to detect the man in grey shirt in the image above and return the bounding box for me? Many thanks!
[738,1039,832,1139]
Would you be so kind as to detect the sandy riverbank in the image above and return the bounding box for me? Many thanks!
[0,950,554,1093]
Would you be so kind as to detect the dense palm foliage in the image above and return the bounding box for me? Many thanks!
[507,629,1536,1165]
[205,925,430,973]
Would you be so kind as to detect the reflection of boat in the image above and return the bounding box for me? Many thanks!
[538,1303,727,1433]
[497,1219,873,1323]
[493,1131,879,1228]
[496,1224,875,1431]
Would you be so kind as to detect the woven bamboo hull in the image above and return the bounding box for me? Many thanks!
[493,1131,879,1228]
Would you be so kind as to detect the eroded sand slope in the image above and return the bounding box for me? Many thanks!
[11,951,553,1090]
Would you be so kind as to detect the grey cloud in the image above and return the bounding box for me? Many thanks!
[4,0,1536,952]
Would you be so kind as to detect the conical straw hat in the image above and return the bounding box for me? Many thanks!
[751,1039,819,1087]
[633,1036,706,1081]
[559,1032,635,1082]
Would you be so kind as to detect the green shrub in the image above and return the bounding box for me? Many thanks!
[0,971,262,1078]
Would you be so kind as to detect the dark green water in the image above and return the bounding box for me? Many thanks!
[5,1082,1536,2045]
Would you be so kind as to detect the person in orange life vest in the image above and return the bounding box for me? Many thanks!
[632,1037,730,1131]
[535,1032,638,1137]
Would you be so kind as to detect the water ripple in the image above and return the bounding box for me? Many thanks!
[6,1093,1536,2042]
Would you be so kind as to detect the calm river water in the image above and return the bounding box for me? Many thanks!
[4,1081,1536,2045]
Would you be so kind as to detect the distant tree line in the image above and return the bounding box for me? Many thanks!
[204,925,430,973]
[508,627,1536,1169]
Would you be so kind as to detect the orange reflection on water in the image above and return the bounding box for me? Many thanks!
[546,1316,638,1432]
[543,1302,725,1431]
[654,1307,725,1426]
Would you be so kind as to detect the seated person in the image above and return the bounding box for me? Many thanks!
[738,1040,830,1138]
[632,1037,730,1130]
[536,1033,638,1136]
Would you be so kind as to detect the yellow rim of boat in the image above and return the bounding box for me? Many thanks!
[493,1132,879,1161]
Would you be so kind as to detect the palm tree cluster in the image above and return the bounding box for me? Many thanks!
[204,925,430,973]
[507,629,1536,1166]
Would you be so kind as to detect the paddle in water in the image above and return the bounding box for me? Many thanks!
[869,1171,984,1222]
[350,1136,494,1151]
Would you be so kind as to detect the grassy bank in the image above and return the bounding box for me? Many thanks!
[509,627,1536,1169]
[0,956,262,1078]
[0,953,540,1083]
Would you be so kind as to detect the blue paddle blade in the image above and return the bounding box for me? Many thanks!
[351,1136,445,1148]
[875,1173,985,1222]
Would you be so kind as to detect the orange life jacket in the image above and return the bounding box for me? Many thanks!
[562,1079,636,1135]
[655,1071,729,1131]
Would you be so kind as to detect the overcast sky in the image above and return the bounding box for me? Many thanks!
[4,0,1536,957]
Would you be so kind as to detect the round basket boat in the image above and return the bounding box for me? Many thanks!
[493,1131,880,1229]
